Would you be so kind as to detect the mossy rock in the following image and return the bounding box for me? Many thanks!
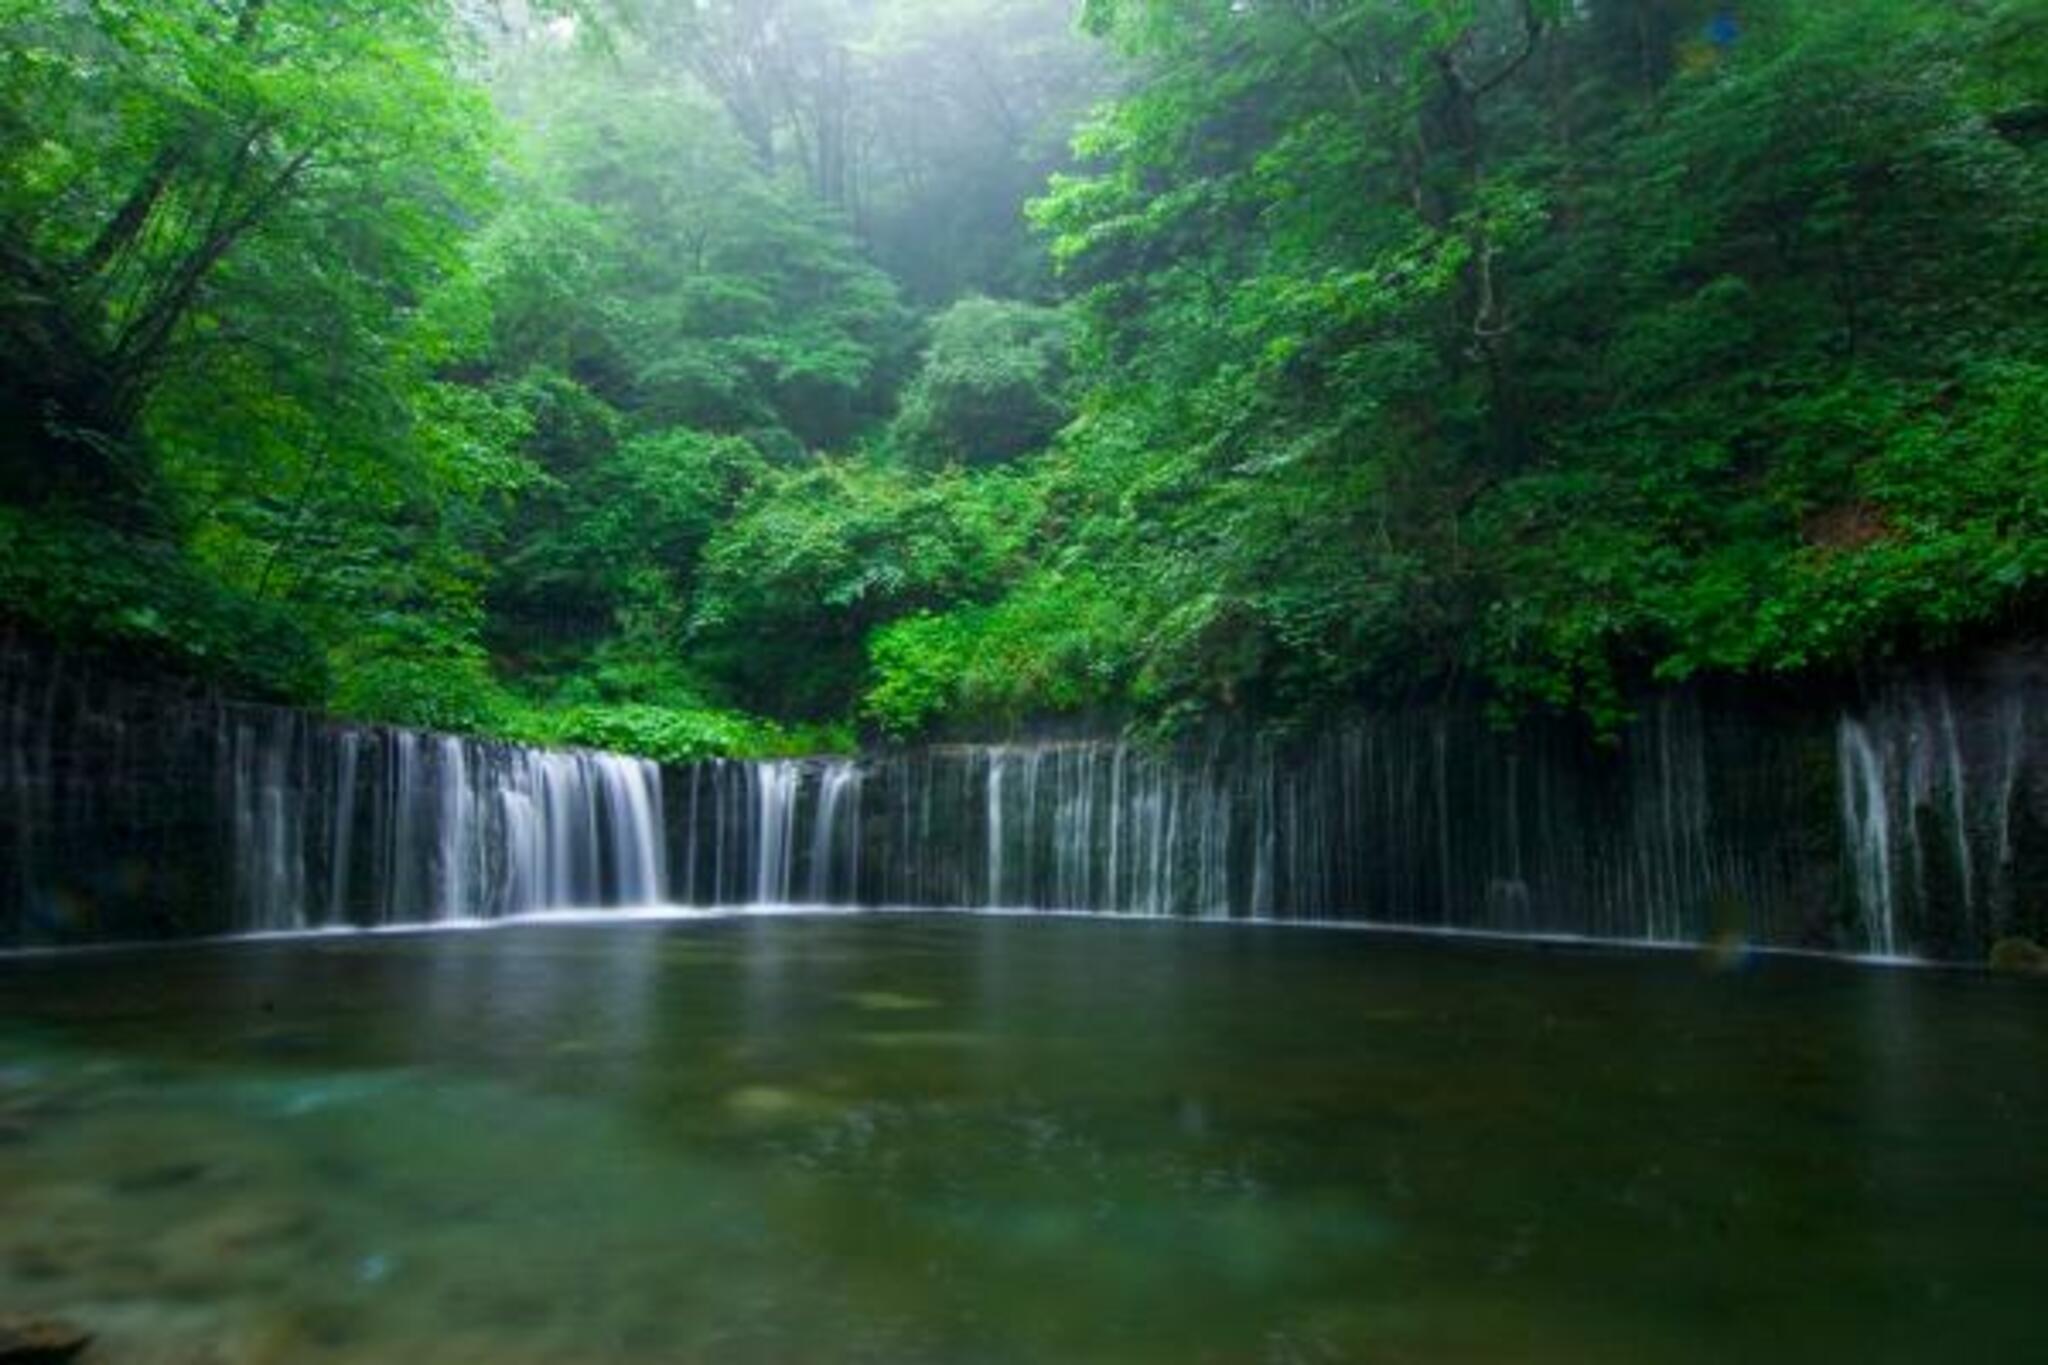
[0,1314,92,1363]
[1988,936,2048,975]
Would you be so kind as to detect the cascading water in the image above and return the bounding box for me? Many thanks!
[1,659,668,943]
[808,763,860,904]
[664,662,2045,960]
[668,718,1772,940]
[1825,666,2046,959]
[1837,717,1897,956]
[4,646,2044,958]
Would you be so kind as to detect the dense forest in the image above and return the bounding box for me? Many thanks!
[3,0,2044,757]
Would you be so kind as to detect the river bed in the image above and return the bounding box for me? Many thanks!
[2,914,2042,1363]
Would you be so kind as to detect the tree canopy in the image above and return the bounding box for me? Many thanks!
[2,0,2043,751]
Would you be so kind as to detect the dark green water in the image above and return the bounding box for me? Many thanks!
[1,914,2042,1364]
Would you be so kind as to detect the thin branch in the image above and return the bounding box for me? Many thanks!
[1282,0,1371,108]
[1460,0,1545,100]
[110,143,320,393]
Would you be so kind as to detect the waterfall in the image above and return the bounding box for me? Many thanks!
[1824,669,2042,958]
[387,732,423,921]
[662,669,2041,960]
[1,668,670,941]
[1838,718,1897,957]
[752,762,800,903]
[601,755,666,905]
[808,763,859,904]
[437,736,477,921]
[986,750,1005,907]
[227,715,307,933]
[328,732,360,924]
[5,646,2045,959]
[326,729,667,924]
[673,719,1750,934]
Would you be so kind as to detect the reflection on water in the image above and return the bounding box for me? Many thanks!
[1,915,2044,1363]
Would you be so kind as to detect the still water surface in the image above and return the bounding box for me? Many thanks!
[1,914,2043,1363]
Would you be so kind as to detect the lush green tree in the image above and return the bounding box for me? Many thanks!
[945,0,2048,735]
[891,296,1073,466]
[468,49,915,719]
[494,58,915,445]
[0,0,495,500]
[6,0,2043,757]
[856,0,1109,300]
[864,565,1131,734]
[692,459,1043,715]
[639,0,1106,300]
[0,0,500,697]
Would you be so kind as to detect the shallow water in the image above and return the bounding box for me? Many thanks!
[1,914,2043,1364]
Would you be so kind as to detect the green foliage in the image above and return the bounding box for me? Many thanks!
[0,0,495,502]
[496,62,915,446]
[864,569,1131,734]
[0,2,900,757]
[448,53,922,740]
[693,459,1043,716]
[891,297,1073,466]
[0,506,325,700]
[510,702,846,765]
[641,0,1106,302]
[329,638,510,736]
[5,0,2044,757]
[975,0,2048,735]
[1451,1,2048,720]
[325,634,825,763]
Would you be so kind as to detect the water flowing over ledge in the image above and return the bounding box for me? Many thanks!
[4,648,2045,957]
[3,660,668,939]
[222,720,668,930]
[666,675,2037,959]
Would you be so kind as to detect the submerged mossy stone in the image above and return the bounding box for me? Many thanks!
[844,990,940,1012]
[0,1315,91,1363]
[1988,936,2048,975]
[109,1160,210,1194]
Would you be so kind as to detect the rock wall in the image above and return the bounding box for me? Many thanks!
[6,643,2046,959]
[1,648,666,945]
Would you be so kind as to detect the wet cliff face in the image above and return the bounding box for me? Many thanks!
[0,651,668,944]
[668,656,2039,959]
[3,652,235,942]
[1833,655,2048,959]
[668,702,1847,946]
[5,645,2046,959]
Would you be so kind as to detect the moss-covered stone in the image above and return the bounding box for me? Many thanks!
[0,1314,91,1363]
[1988,936,2048,975]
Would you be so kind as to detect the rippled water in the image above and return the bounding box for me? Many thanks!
[2,914,2043,1363]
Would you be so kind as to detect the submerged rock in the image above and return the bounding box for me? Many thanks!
[145,1199,319,1298]
[0,1315,91,1363]
[1988,936,2048,975]
[162,1200,314,1258]
[724,1085,807,1120]
[844,990,940,1012]
[111,1161,211,1194]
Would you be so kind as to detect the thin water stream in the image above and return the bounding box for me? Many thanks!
[9,649,2045,958]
